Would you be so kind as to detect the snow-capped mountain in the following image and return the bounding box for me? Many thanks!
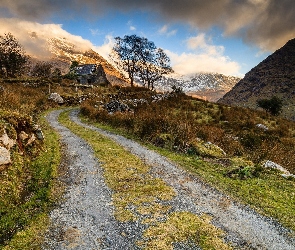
[46,37,240,101]
[154,73,241,102]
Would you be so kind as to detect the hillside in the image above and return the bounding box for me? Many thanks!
[48,38,128,86]
[218,38,295,119]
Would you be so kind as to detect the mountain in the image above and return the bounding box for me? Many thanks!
[218,38,295,119]
[153,73,241,102]
[48,38,128,86]
[47,38,240,100]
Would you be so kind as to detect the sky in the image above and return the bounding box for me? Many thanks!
[0,0,294,77]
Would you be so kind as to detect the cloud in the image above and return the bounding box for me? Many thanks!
[167,34,241,76]
[127,20,136,31]
[93,35,114,59]
[0,18,93,59]
[167,50,241,76]
[158,25,177,37]
[1,0,294,51]
[90,28,101,36]
[186,33,224,56]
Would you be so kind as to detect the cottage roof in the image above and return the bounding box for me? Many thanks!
[75,64,97,75]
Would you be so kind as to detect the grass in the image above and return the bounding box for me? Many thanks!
[79,111,295,232]
[59,109,232,249]
[0,111,61,249]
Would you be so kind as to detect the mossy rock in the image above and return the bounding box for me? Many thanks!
[190,140,226,158]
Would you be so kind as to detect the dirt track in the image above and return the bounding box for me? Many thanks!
[43,109,295,249]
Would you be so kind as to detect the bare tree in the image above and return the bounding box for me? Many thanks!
[138,47,173,90]
[110,34,173,89]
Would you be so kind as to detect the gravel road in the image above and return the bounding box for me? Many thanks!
[44,109,295,249]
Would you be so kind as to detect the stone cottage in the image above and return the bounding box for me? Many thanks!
[75,64,110,86]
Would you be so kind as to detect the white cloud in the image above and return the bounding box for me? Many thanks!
[90,28,101,36]
[93,35,114,59]
[166,48,241,77]
[127,20,136,31]
[158,24,177,37]
[130,26,136,31]
[166,33,241,76]
[186,33,224,56]
[0,18,93,59]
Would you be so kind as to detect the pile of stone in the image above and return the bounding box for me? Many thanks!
[151,93,169,102]
[0,125,44,166]
[124,98,148,107]
[104,100,130,113]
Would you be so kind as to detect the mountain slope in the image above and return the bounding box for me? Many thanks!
[154,73,241,102]
[48,38,128,86]
[218,38,295,119]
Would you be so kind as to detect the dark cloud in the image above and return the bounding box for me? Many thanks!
[0,0,294,50]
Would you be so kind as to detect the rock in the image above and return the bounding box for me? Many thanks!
[190,140,226,158]
[104,100,130,113]
[0,131,16,150]
[0,146,11,165]
[33,125,44,140]
[49,92,64,104]
[26,134,36,146]
[19,131,29,140]
[263,160,290,175]
[281,174,295,179]
[256,124,269,131]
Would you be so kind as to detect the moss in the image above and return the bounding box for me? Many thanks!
[190,139,226,158]
[139,212,232,250]
[0,111,61,248]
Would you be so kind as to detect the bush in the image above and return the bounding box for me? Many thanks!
[257,96,283,116]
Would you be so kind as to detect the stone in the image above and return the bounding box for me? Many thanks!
[33,125,44,140]
[49,92,64,104]
[35,129,44,140]
[190,140,226,158]
[19,131,29,140]
[0,132,16,150]
[263,160,290,175]
[104,100,130,113]
[26,134,36,146]
[256,124,269,131]
[0,146,11,165]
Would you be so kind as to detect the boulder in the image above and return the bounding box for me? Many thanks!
[0,146,11,165]
[49,92,64,104]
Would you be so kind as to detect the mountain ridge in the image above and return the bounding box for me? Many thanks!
[153,72,241,102]
[218,38,295,119]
